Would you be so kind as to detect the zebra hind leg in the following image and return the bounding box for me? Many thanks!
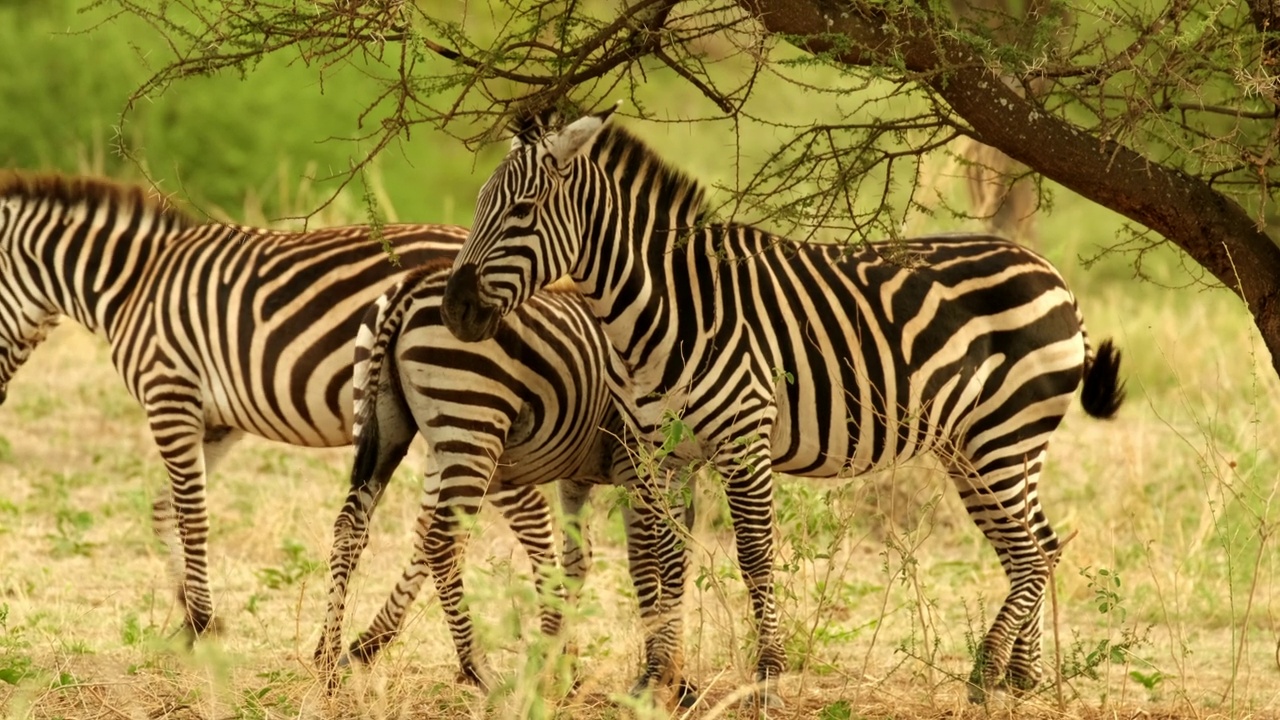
[558,477,595,603]
[314,472,393,687]
[347,476,495,689]
[490,484,567,639]
[1006,592,1049,692]
[345,486,440,668]
[953,447,1058,702]
[424,493,492,688]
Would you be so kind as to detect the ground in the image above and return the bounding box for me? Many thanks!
[2,195,1280,719]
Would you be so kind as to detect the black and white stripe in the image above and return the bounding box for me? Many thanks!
[0,173,564,649]
[316,260,697,699]
[440,109,1126,704]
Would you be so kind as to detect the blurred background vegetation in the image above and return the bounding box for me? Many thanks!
[0,0,495,225]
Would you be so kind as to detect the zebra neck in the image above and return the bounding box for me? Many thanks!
[24,199,184,340]
[574,222,718,393]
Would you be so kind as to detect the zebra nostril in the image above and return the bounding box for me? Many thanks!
[442,264,494,341]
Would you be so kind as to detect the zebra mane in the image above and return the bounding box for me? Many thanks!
[0,171,197,228]
[543,275,580,295]
[593,123,710,231]
[402,257,455,285]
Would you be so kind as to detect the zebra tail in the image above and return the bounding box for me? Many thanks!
[1080,338,1126,419]
[350,276,417,489]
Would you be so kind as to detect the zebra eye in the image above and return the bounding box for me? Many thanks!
[508,202,535,220]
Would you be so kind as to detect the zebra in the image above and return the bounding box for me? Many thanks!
[438,107,1126,705]
[0,172,579,655]
[316,258,698,701]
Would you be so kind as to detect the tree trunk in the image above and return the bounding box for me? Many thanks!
[739,0,1280,376]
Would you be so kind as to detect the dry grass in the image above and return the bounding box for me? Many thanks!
[1,190,1279,720]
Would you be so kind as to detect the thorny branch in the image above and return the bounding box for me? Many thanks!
[100,0,1280,374]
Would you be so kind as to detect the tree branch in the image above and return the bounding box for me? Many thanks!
[738,0,1280,374]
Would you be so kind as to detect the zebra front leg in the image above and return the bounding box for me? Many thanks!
[147,406,221,638]
[657,466,698,708]
[716,436,786,709]
[150,427,242,599]
[622,467,697,706]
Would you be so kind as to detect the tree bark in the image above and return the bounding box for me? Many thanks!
[738,0,1280,376]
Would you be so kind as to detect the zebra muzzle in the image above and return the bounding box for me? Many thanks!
[442,264,501,343]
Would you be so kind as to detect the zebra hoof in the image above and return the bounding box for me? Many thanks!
[1004,666,1042,695]
[457,664,494,691]
[738,689,785,710]
[345,636,382,665]
[966,681,986,704]
[317,665,346,693]
[629,673,699,708]
[675,679,699,708]
[337,654,352,669]
[968,684,1017,708]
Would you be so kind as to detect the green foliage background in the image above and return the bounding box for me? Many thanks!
[0,0,497,225]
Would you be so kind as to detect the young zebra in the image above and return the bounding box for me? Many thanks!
[439,108,1126,705]
[317,259,697,700]
[0,172,568,646]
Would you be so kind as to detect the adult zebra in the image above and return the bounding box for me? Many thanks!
[440,108,1126,705]
[0,172,574,651]
[317,259,696,700]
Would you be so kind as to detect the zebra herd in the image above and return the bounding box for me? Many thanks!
[0,106,1123,707]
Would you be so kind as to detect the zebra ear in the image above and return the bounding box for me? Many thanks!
[544,104,619,167]
[508,106,563,150]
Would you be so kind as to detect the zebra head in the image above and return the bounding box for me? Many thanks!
[443,105,618,342]
[0,192,61,406]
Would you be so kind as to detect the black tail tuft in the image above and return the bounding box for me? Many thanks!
[350,411,381,489]
[1081,339,1126,419]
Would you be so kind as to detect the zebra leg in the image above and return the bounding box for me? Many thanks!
[151,426,244,637]
[145,398,226,638]
[1007,590,1050,692]
[622,465,697,706]
[953,447,1058,702]
[314,476,387,683]
[345,488,437,667]
[424,485,490,688]
[555,478,596,692]
[715,434,786,708]
[314,432,410,684]
[1005,455,1061,693]
[663,467,699,707]
[558,477,595,599]
[345,444,443,667]
[621,480,670,696]
[348,467,494,688]
[488,484,567,639]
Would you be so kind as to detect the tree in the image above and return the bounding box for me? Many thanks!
[107,0,1280,375]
